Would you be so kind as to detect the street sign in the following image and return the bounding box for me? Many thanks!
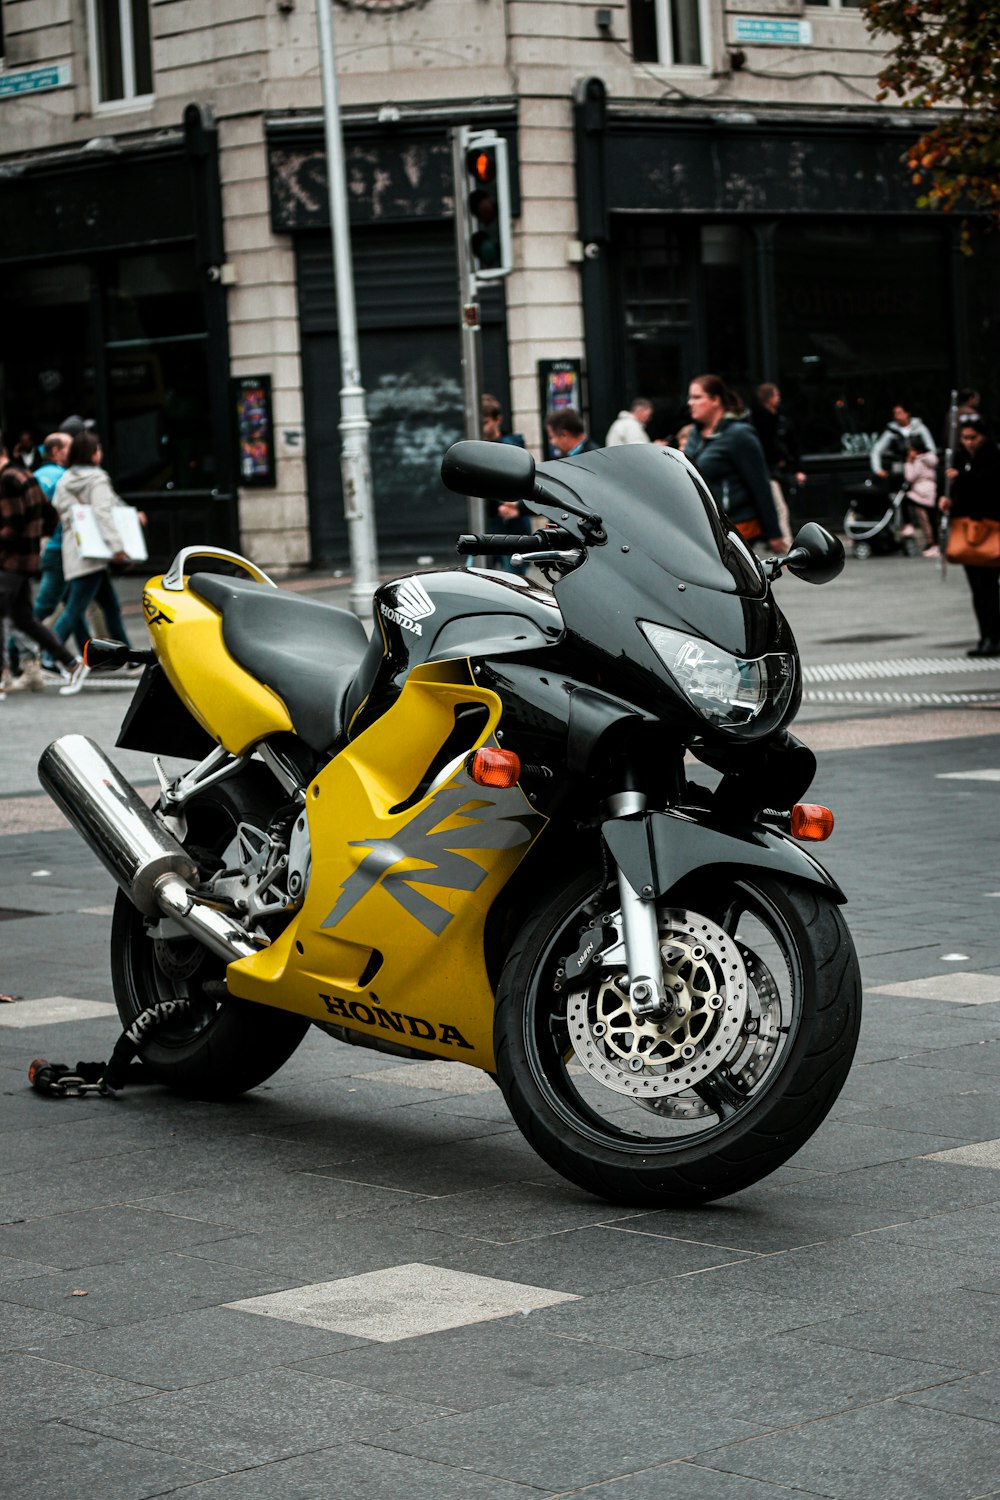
[0,63,72,99]
[731,18,813,46]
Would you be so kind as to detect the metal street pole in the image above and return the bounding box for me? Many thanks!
[315,0,379,617]
[450,125,487,562]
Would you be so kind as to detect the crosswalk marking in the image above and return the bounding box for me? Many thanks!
[804,655,1000,683]
[804,688,1000,707]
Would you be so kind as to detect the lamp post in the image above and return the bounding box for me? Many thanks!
[315,0,379,617]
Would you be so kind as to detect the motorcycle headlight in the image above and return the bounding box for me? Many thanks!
[639,621,797,737]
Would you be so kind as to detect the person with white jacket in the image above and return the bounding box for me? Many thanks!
[51,430,135,696]
[870,402,937,481]
[605,398,652,447]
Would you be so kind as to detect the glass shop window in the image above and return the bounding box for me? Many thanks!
[87,0,153,107]
[628,0,709,67]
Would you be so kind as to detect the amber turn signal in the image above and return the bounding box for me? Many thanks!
[467,747,522,788]
[790,803,834,841]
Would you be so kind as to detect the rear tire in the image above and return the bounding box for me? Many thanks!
[110,769,308,1099]
[494,868,861,1207]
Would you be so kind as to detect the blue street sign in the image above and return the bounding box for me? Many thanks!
[0,64,72,99]
[732,18,813,46]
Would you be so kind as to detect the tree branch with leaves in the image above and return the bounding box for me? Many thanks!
[862,0,1000,237]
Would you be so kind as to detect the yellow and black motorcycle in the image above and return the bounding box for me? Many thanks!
[39,440,861,1207]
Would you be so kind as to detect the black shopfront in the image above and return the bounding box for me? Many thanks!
[266,105,517,567]
[0,107,236,563]
[574,82,998,526]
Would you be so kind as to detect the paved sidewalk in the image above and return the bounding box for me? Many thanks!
[1,552,998,1499]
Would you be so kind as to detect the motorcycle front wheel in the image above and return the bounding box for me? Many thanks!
[495,868,861,1207]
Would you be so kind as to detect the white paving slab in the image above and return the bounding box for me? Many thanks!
[225,1262,579,1342]
[0,996,119,1027]
[923,1140,1000,1170]
[356,1060,497,1094]
[868,972,1000,1005]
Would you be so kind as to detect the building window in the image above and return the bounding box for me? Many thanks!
[804,1,862,8]
[629,0,709,66]
[87,0,153,107]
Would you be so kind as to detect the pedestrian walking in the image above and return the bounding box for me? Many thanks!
[50,430,136,694]
[481,393,531,571]
[605,398,652,447]
[0,443,86,700]
[545,408,599,459]
[684,374,787,554]
[871,402,936,482]
[752,382,803,546]
[941,413,1000,658]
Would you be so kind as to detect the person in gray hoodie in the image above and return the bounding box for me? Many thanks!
[50,430,134,694]
[683,375,787,554]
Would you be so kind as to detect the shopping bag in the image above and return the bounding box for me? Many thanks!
[70,503,147,563]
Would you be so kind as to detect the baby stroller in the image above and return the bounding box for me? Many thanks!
[843,476,922,560]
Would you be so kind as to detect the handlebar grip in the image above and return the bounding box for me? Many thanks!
[457,530,578,556]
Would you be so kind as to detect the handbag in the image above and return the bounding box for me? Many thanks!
[71,502,147,564]
[945,515,1000,568]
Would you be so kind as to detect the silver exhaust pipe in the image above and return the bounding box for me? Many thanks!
[38,735,260,964]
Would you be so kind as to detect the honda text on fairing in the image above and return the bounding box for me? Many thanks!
[38,440,860,1207]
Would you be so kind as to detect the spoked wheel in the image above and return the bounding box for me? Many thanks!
[111,772,309,1099]
[495,869,861,1206]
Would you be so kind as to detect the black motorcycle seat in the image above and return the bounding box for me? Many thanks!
[190,573,370,752]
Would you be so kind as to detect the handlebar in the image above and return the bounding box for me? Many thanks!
[457,529,579,557]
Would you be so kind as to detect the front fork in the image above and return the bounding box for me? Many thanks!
[606,789,679,1022]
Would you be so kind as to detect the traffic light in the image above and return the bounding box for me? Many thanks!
[465,132,512,280]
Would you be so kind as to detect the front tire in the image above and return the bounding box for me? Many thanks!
[111,770,309,1099]
[495,868,861,1207]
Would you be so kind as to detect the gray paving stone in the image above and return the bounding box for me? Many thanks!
[132,1166,426,1231]
[26,1304,367,1389]
[899,1368,1000,1424]
[0,1297,91,1350]
[0,1144,232,1222]
[808,1287,1000,1370]
[372,1370,770,1491]
[65,1364,454,1468]
[0,1351,159,1422]
[582,1461,832,1498]
[0,1249,295,1326]
[438,1223,759,1295]
[902,1039,1000,1076]
[843,1090,999,1141]
[766,1158,1000,1216]
[662,1331,960,1425]
[0,1205,235,1269]
[290,1318,659,1410]
[536,1237,990,1357]
[383,1180,637,1245]
[0,1421,217,1500]
[779,1119,964,1173]
[0,1253,59,1282]
[135,1443,550,1498]
[867,1204,1000,1259]
[704,1398,1000,1500]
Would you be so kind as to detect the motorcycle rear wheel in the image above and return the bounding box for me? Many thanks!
[494,868,861,1207]
[110,770,309,1099]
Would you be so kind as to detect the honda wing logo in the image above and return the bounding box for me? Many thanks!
[322,786,539,936]
[381,578,435,637]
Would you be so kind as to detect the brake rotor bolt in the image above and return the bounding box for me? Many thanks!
[629,1057,644,1072]
[680,1044,697,1060]
[592,1021,607,1037]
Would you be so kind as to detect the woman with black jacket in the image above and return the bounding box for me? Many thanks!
[683,375,787,555]
[943,413,1000,657]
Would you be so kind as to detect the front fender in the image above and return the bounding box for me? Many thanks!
[602,808,845,905]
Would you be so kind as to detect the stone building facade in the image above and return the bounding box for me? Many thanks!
[0,1,990,569]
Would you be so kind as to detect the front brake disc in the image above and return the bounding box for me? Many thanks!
[566,909,749,1098]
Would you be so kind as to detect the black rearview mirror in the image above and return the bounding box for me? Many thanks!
[783,522,845,585]
[441,440,536,501]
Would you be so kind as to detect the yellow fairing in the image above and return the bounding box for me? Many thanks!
[226,662,546,1071]
[143,580,292,754]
